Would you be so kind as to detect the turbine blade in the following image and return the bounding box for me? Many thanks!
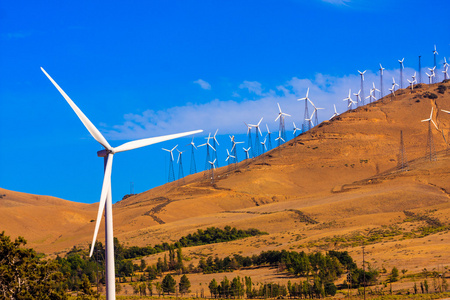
[89,153,113,257]
[41,67,112,150]
[114,130,202,153]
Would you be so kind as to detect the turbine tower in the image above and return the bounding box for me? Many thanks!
[199,133,216,171]
[275,130,285,148]
[443,58,449,81]
[398,58,405,89]
[266,124,273,150]
[176,149,185,185]
[249,118,263,157]
[433,45,438,83]
[398,130,408,171]
[426,71,434,84]
[211,129,220,168]
[421,107,438,161]
[244,122,254,158]
[188,136,198,175]
[41,67,202,300]
[370,83,380,102]
[343,89,353,110]
[298,88,311,132]
[379,64,385,98]
[309,99,323,126]
[353,89,361,106]
[230,135,243,165]
[275,103,290,142]
[358,70,366,105]
[243,147,251,160]
[208,159,216,184]
[418,55,422,84]
[225,149,235,170]
[162,145,178,182]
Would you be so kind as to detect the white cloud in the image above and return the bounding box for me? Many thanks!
[194,79,211,90]
[105,66,426,140]
[239,80,264,96]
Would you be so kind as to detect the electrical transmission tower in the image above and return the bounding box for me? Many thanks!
[426,122,437,161]
[397,130,408,171]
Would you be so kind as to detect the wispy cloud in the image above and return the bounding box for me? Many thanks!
[105,67,426,140]
[194,79,211,90]
[321,0,351,6]
[1,31,32,40]
[239,80,264,96]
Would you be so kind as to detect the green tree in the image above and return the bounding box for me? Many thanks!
[209,278,218,298]
[179,274,191,295]
[389,267,399,282]
[162,274,176,294]
[0,231,68,299]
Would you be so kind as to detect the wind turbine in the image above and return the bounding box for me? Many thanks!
[428,67,436,84]
[412,72,417,84]
[298,87,311,132]
[176,149,185,184]
[343,89,353,110]
[208,159,216,184]
[275,103,290,142]
[379,64,385,98]
[444,66,449,81]
[230,135,244,164]
[41,67,202,300]
[244,122,254,158]
[421,107,438,161]
[353,89,361,106]
[391,77,399,93]
[211,129,220,168]
[188,136,198,175]
[329,105,339,120]
[293,122,300,137]
[308,99,324,127]
[358,70,366,105]
[260,137,267,154]
[275,130,285,148]
[370,83,380,102]
[426,71,434,84]
[365,90,376,104]
[433,45,438,82]
[243,147,251,160]
[398,58,405,89]
[198,133,216,171]
[249,118,263,157]
[225,149,235,169]
[266,124,273,150]
[162,145,178,182]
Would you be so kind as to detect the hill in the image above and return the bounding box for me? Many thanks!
[1,81,450,278]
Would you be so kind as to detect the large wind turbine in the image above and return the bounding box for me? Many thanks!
[162,145,178,182]
[275,103,291,141]
[298,88,311,132]
[249,118,263,157]
[41,67,202,300]
[343,89,353,110]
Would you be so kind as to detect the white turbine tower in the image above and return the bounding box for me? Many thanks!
[379,64,385,98]
[353,89,361,106]
[249,118,263,157]
[426,71,434,84]
[275,103,290,142]
[398,58,405,89]
[433,45,438,82]
[358,70,366,105]
[41,67,202,300]
[298,87,311,132]
[365,90,376,104]
[329,105,339,120]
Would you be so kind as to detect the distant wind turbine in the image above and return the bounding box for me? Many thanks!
[358,70,366,105]
[329,104,339,120]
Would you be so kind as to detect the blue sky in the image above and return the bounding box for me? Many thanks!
[1,0,449,204]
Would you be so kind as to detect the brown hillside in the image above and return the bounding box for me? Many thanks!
[1,81,450,277]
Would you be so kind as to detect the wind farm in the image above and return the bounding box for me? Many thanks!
[2,1,450,299]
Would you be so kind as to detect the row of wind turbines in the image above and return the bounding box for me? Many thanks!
[162,45,449,184]
[40,45,449,300]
